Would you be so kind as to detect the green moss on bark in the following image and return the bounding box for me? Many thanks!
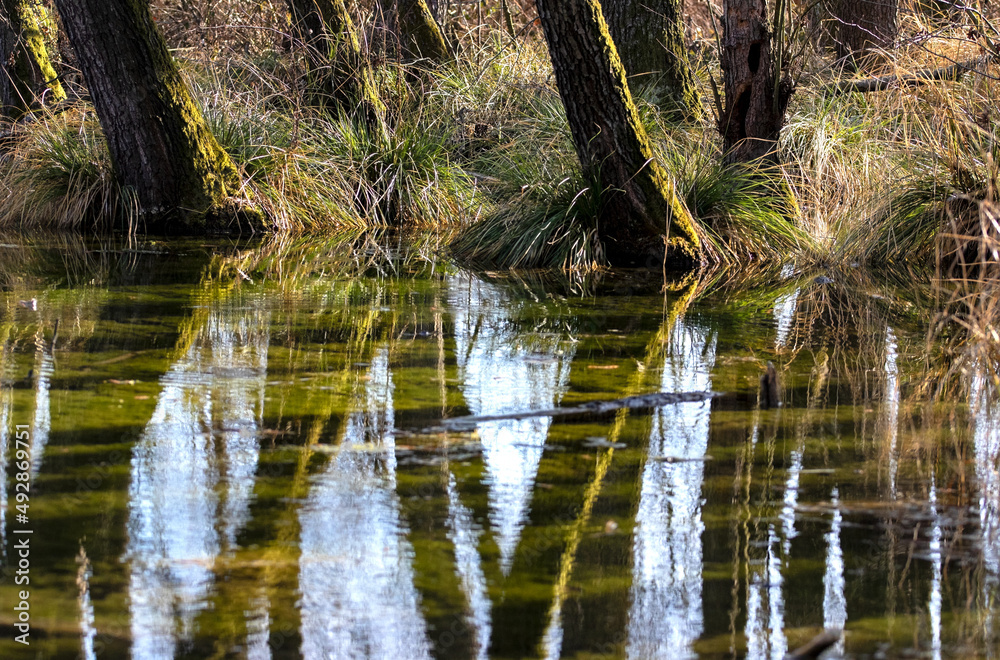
[141,3,238,223]
[535,0,700,266]
[53,0,245,231]
[287,0,387,137]
[1,0,66,117]
[397,0,449,63]
[604,0,702,121]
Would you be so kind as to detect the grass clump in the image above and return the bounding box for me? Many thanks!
[0,107,136,229]
[450,171,604,270]
[661,132,813,265]
[194,55,482,231]
[203,98,358,232]
[0,53,482,233]
[445,70,605,270]
[826,79,999,267]
[448,92,610,269]
[327,110,480,228]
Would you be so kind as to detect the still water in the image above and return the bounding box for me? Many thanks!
[1,235,998,658]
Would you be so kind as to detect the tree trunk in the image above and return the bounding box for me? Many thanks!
[832,0,897,67]
[720,0,792,162]
[533,0,700,266]
[397,0,448,62]
[286,0,387,135]
[1,0,65,118]
[603,0,702,121]
[51,0,243,231]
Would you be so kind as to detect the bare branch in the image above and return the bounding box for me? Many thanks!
[821,54,996,94]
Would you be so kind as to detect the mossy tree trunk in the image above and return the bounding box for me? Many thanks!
[604,0,702,121]
[0,0,65,118]
[720,0,792,162]
[52,0,242,231]
[397,0,448,62]
[534,0,700,266]
[831,0,897,67]
[286,0,387,136]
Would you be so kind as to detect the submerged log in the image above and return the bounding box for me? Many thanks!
[443,390,718,430]
[786,629,841,659]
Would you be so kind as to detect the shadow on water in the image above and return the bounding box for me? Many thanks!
[1,232,1000,658]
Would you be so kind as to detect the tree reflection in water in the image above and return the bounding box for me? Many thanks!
[126,290,269,658]
[298,349,432,659]
[628,320,715,659]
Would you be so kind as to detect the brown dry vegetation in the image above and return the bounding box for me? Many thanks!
[0,0,996,275]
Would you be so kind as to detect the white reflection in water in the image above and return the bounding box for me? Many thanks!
[823,489,846,654]
[126,299,269,659]
[446,473,491,659]
[542,592,564,659]
[245,589,272,660]
[209,311,269,550]
[298,349,432,660]
[773,290,799,349]
[973,375,1000,578]
[883,328,900,496]
[449,275,574,573]
[745,524,787,660]
[781,448,803,556]
[30,333,53,477]
[776,293,802,554]
[627,321,716,659]
[928,481,943,660]
[127,351,218,659]
[972,373,1000,648]
[77,546,97,660]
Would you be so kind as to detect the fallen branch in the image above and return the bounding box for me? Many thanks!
[442,390,718,429]
[822,55,995,95]
[786,629,842,659]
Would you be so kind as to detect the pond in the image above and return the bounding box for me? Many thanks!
[1,234,998,659]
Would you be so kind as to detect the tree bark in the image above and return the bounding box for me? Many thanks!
[720,0,792,162]
[397,0,448,62]
[832,0,897,66]
[52,0,242,231]
[286,0,387,135]
[1,0,65,118]
[603,0,702,121]
[534,0,700,266]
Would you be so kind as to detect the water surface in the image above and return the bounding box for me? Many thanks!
[1,235,998,658]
